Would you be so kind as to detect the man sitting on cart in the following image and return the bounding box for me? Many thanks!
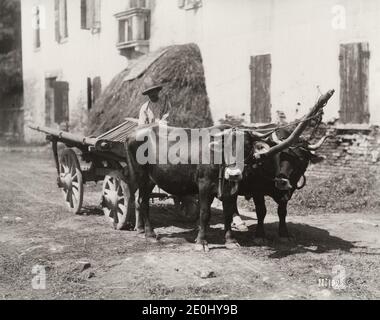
[138,77,171,126]
[136,77,248,232]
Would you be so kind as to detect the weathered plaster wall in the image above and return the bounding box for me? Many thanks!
[150,0,380,125]
[21,0,129,142]
[21,0,380,143]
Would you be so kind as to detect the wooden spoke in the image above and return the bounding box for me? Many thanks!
[101,171,135,231]
[59,149,84,215]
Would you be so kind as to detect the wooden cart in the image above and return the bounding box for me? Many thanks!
[30,118,172,230]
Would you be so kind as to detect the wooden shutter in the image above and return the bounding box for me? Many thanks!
[34,6,41,48]
[45,78,56,126]
[339,42,370,124]
[118,20,126,43]
[250,54,272,123]
[127,18,133,41]
[81,0,88,29]
[54,0,61,42]
[87,78,92,110]
[92,77,102,103]
[93,0,101,31]
[54,81,69,124]
[86,0,94,29]
[144,12,150,40]
[63,0,68,38]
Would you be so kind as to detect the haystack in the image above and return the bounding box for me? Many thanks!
[88,43,213,136]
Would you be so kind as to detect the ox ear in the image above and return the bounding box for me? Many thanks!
[253,141,271,155]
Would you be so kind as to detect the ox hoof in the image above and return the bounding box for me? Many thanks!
[225,241,240,250]
[136,228,145,235]
[195,241,210,253]
[146,236,159,243]
[145,231,158,242]
[232,224,249,232]
[253,237,268,246]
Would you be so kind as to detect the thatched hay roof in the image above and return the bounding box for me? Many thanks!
[88,43,213,136]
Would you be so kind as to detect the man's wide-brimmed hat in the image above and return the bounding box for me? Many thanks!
[142,77,163,95]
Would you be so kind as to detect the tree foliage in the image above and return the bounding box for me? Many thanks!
[0,0,22,97]
[0,49,22,95]
[0,0,21,48]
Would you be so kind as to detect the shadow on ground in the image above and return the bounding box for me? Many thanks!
[78,201,356,258]
[144,204,356,258]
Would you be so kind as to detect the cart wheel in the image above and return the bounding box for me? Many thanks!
[102,171,135,230]
[59,149,84,214]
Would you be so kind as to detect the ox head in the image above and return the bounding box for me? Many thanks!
[270,130,330,196]
[209,128,273,183]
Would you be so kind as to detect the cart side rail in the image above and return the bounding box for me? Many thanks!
[29,125,98,146]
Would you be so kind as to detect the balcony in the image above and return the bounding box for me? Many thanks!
[115,7,150,58]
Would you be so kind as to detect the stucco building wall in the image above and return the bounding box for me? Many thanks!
[21,0,380,143]
[21,0,128,142]
[150,0,380,125]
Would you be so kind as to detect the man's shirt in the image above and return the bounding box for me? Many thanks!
[138,100,171,126]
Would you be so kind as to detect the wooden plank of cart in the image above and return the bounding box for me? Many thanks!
[29,118,170,230]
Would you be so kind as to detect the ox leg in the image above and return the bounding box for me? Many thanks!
[253,195,267,244]
[195,190,213,253]
[134,189,145,234]
[136,181,156,239]
[223,196,240,249]
[231,200,249,232]
[278,201,290,240]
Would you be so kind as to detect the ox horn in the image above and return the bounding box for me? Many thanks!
[250,129,275,140]
[306,135,331,151]
[271,131,282,145]
[212,128,233,138]
[253,89,335,159]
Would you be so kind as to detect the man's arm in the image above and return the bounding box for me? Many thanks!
[160,97,172,121]
[138,101,150,125]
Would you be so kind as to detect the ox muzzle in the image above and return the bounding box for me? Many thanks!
[274,177,293,191]
[224,167,243,182]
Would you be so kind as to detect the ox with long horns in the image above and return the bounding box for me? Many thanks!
[126,90,335,251]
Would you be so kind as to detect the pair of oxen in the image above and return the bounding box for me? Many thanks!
[124,90,334,252]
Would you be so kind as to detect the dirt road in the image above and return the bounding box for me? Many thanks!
[0,151,379,300]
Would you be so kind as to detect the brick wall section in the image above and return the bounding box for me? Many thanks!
[306,126,380,178]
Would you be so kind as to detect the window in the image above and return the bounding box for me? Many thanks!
[115,3,150,56]
[127,0,147,8]
[81,0,101,33]
[116,9,150,44]
[55,0,68,43]
[32,6,41,49]
[118,18,133,43]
